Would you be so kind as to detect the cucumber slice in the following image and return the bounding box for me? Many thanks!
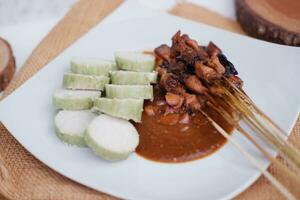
[115,51,155,72]
[54,110,96,147]
[63,73,109,90]
[105,84,153,100]
[85,114,139,161]
[110,70,157,85]
[93,98,143,122]
[71,57,117,76]
[53,89,100,110]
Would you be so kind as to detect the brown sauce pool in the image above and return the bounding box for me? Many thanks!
[134,90,234,163]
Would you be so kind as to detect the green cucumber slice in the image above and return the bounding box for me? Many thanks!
[71,57,117,76]
[105,84,153,100]
[110,70,157,85]
[93,98,143,122]
[53,89,100,110]
[85,114,139,161]
[63,73,109,90]
[54,110,96,147]
[115,51,155,72]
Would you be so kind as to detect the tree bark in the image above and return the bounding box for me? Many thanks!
[0,38,16,91]
[236,0,300,46]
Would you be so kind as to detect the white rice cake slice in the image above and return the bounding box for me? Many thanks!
[105,84,153,100]
[71,57,117,76]
[85,114,139,161]
[110,70,157,85]
[115,51,155,72]
[63,73,109,90]
[55,110,96,147]
[53,89,100,110]
[93,97,143,122]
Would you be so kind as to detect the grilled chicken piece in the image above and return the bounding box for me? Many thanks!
[183,34,209,58]
[208,56,225,75]
[197,95,208,106]
[184,93,202,111]
[184,37,199,51]
[167,59,187,79]
[170,31,183,58]
[154,44,171,62]
[159,73,185,94]
[171,31,208,65]
[154,31,243,116]
[184,75,207,94]
[207,41,221,57]
[209,85,225,96]
[195,61,221,81]
[165,92,184,109]
[227,75,243,89]
[164,105,176,115]
[156,66,167,76]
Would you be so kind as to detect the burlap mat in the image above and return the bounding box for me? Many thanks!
[0,2,299,200]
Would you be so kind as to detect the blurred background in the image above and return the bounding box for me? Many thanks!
[0,0,298,94]
[0,0,235,26]
[0,0,236,95]
[0,0,76,25]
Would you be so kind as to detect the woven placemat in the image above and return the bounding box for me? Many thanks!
[0,2,299,200]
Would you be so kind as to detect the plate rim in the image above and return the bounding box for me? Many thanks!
[1,13,299,200]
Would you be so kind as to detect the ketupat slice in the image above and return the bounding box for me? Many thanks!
[105,84,153,100]
[115,51,155,72]
[93,98,144,122]
[110,70,157,85]
[55,110,97,147]
[53,89,101,110]
[63,73,109,90]
[84,114,139,161]
[71,57,117,76]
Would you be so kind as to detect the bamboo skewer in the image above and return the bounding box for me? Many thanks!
[209,78,300,172]
[200,110,297,200]
[223,77,288,136]
[242,113,300,176]
[220,84,300,173]
[236,125,300,184]
[223,78,297,155]
[227,82,300,168]
[205,95,300,184]
[224,83,288,140]
[201,77,300,198]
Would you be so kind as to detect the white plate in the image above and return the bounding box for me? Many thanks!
[0,13,299,200]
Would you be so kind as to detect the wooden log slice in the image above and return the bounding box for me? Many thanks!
[236,0,300,46]
[0,37,16,91]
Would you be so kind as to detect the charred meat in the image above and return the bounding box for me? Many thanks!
[154,31,243,114]
[184,75,207,94]
[154,44,171,63]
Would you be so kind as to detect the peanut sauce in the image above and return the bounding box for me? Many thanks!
[134,90,234,163]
